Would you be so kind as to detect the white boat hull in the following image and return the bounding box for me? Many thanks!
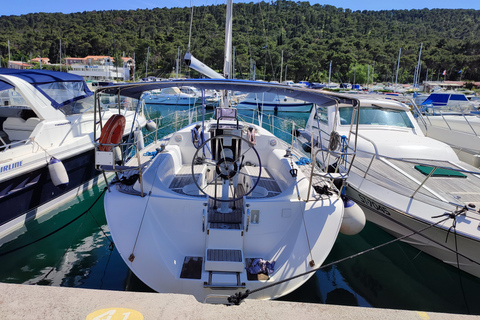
[103,119,344,303]
[346,185,480,278]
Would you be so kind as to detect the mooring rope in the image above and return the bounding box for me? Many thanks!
[0,187,109,257]
[228,207,470,305]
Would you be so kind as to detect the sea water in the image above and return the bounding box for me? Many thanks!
[1,104,479,315]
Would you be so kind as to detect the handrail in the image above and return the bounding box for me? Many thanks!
[340,143,480,204]
[0,138,31,152]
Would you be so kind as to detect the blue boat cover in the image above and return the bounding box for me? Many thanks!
[421,93,468,106]
[0,68,92,109]
[0,80,14,92]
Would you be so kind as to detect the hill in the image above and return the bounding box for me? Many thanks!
[1,1,480,83]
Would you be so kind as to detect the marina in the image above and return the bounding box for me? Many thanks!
[0,103,480,314]
[2,0,480,317]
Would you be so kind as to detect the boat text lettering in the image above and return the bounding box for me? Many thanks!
[358,194,390,216]
[0,161,22,173]
[55,122,71,126]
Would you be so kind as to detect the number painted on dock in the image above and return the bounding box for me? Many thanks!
[86,308,143,320]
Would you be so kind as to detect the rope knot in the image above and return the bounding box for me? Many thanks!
[228,290,250,305]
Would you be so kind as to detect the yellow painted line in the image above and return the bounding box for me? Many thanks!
[86,308,143,320]
[416,311,430,320]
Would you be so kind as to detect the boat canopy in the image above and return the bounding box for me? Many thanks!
[0,80,14,92]
[98,79,345,107]
[421,93,469,106]
[0,68,93,109]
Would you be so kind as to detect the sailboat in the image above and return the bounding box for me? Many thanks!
[93,0,357,303]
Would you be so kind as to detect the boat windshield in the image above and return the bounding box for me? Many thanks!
[59,95,96,115]
[339,106,414,128]
[60,95,138,115]
[36,81,92,109]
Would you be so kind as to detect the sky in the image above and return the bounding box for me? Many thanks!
[2,0,480,16]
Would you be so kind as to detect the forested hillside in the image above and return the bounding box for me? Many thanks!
[1,0,480,83]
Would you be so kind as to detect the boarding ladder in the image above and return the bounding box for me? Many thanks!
[203,196,246,289]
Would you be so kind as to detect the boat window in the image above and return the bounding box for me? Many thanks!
[36,81,91,108]
[339,107,414,128]
[0,87,29,109]
[313,106,328,123]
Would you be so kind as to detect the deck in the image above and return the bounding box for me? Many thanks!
[349,155,480,213]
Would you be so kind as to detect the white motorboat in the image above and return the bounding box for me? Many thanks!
[93,79,362,303]
[0,68,146,240]
[237,91,313,112]
[142,86,200,106]
[300,96,480,278]
[412,93,480,167]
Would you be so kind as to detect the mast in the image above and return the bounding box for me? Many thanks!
[354,64,356,89]
[232,46,235,79]
[59,39,62,72]
[221,0,233,108]
[280,50,283,83]
[223,0,233,79]
[176,46,180,79]
[8,40,10,68]
[145,46,150,78]
[328,60,332,88]
[395,48,401,92]
[414,43,423,90]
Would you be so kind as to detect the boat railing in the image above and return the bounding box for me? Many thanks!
[0,137,31,152]
[343,144,480,205]
[412,101,480,136]
[96,105,341,200]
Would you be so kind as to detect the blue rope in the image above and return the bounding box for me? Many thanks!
[143,150,158,159]
[292,154,311,165]
[340,135,348,170]
[191,127,203,149]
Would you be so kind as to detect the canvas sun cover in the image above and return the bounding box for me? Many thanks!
[0,68,92,109]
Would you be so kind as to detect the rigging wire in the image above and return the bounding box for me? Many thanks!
[228,207,473,305]
[188,1,195,52]
[257,1,275,80]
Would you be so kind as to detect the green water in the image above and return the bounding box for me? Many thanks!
[1,105,479,314]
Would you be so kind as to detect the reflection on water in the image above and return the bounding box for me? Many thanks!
[280,222,480,315]
[1,103,480,315]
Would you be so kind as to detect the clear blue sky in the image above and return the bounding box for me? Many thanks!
[2,0,479,16]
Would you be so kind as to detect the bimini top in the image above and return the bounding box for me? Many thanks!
[0,68,92,109]
[97,78,353,107]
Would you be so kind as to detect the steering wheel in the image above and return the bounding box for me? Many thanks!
[191,134,262,202]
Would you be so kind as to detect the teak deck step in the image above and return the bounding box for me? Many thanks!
[204,249,244,272]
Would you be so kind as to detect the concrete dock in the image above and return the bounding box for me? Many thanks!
[0,283,477,319]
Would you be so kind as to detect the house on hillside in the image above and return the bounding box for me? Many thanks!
[8,61,33,69]
[66,55,135,81]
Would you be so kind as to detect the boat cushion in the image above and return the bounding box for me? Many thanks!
[3,117,41,141]
[414,165,467,178]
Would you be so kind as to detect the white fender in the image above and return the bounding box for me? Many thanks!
[48,157,69,190]
[114,146,123,163]
[146,119,156,132]
[134,129,145,151]
[340,197,366,235]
